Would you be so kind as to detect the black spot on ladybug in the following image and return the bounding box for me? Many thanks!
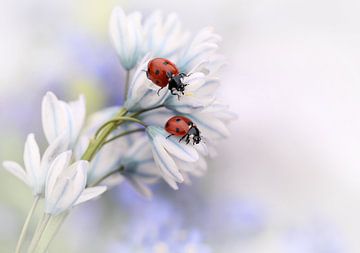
[155,69,160,75]
[165,122,169,127]
[176,128,180,133]
[176,118,181,122]
[163,61,169,65]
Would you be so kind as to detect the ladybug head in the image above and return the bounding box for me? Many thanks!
[177,84,186,92]
[193,134,201,144]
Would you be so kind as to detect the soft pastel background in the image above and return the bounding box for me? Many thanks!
[1,0,359,252]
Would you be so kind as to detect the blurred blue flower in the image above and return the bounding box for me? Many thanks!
[108,188,211,253]
[283,219,345,253]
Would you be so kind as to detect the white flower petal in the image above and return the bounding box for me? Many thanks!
[2,161,29,186]
[151,138,184,183]
[194,78,220,97]
[161,173,179,190]
[46,160,88,215]
[110,7,143,70]
[45,177,71,215]
[68,95,86,144]
[194,142,209,156]
[143,11,189,57]
[146,126,202,183]
[41,92,69,144]
[41,133,69,176]
[23,134,41,191]
[45,151,72,198]
[190,115,230,139]
[125,177,153,198]
[148,126,199,162]
[164,73,217,114]
[177,27,221,72]
[122,136,151,162]
[165,94,214,114]
[74,186,107,206]
[125,55,167,112]
[182,72,206,92]
[158,134,199,162]
[139,109,173,127]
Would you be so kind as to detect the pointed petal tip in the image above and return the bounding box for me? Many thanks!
[74,186,107,206]
[3,161,29,185]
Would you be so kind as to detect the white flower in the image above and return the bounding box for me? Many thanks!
[143,11,189,58]
[124,54,167,112]
[3,133,68,196]
[3,92,86,196]
[110,7,143,70]
[45,151,106,215]
[146,126,202,189]
[42,91,85,147]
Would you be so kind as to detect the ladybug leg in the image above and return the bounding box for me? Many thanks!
[166,134,173,139]
[157,87,164,96]
[179,134,187,143]
[170,88,177,95]
[186,135,191,145]
[144,70,150,78]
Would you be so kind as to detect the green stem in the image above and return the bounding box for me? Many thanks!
[102,128,145,146]
[124,70,130,100]
[112,116,147,127]
[81,107,128,161]
[27,214,51,253]
[131,104,164,117]
[89,165,124,187]
[30,213,68,253]
[15,195,40,253]
[95,116,147,138]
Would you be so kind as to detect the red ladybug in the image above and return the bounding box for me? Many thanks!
[146,58,188,98]
[165,116,201,144]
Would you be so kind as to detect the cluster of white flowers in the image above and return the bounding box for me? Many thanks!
[4,93,106,216]
[5,7,234,199]
[105,7,235,191]
[3,6,234,253]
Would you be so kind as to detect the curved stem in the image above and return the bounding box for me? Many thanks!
[102,128,145,146]
[95,117,147,139]
[81,107,128,161]
[124,70,130,101]
[131,104,165,117]
[89,165,124,187]
[113,116,147,127]
[94,118,125,139]
[15,196,40,253]
[27,214,51,253]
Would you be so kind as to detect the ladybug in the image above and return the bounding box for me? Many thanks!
[146,58,188,98]
[165,116,201,145]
